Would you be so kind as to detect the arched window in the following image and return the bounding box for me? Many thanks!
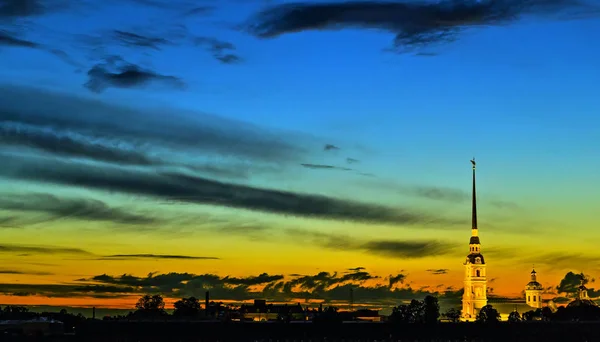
[528,296,530,301]
[476,270,480,277]
[533,296,536,302]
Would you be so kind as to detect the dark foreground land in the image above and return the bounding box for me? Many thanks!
[5,321,600,342]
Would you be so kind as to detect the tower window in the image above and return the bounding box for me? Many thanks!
[476,270,480,277]
[533,296,536,302]
[528,296,530,301]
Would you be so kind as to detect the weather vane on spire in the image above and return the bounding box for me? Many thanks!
[470,158,476,170]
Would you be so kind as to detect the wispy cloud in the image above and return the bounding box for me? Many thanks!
[0,193,156,226]
[0,269,53,276]
[194,36,243,64]
[426,268,449,275]
[100,254,219,260]
[285,229,459,259]
[0,30,81,67]
[300,163,352,171]
[0,244,91,255]
[84,56,186,93]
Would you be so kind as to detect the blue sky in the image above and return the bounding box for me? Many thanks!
[0,0,599,308]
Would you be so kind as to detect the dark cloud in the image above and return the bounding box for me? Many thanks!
[404,186,469,203]
[388,274,406,287]
[324,144,339,151]
[300,163,352,171]
[0,30,80,67]
[0,244,91,255]
[0,193,156,226]
[0,269,53,276]
[0,0,69,18]
[426,268,449,275]
[0,121,267,181]
[285,229,459,259]
[112,30,172,50]
[347,267,366,272]
[183,6,214,16]
[223,273,284,286]
[0,85,303,163]
[359,179,518,209]
[194,36,242,64]
[0,269,464,305]
[0,123,156,166]
[101,254,220,260]
[0,30,37,48]
[346,158,359,164]
[245,0,598,52]
[362,240,456,259]
[126,0,211,13]
[84,57,186,93]
[0,283,136,298]
[556,271,590,296]
[1,152,461,227]
[415,52,439,57]
[216,53,242,64]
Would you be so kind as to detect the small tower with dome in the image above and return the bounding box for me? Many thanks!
[567,281,597,307]
[525,268,543,309]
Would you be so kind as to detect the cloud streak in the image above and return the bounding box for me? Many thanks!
[0,152,460,226]
[245,0,598,52]
[0,85,303,163]
[101,254,220,260]
[0,193,156,225]
[300,163,352,171]
[0,244,91,255]
[284,229,459,259]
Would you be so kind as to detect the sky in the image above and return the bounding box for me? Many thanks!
[0,0,599,314]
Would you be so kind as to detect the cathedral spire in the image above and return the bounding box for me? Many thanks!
[471,158,477,231]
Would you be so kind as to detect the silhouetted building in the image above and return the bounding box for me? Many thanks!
[241,300,305,322]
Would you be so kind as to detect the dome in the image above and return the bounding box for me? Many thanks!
[526,281,543,290]
[469,236,480,244]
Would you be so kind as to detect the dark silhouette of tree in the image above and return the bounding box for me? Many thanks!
[476,305,500,323]
[407,299,425,323]
[389,304,410,323]
[134,294,167,317]
[173,297,201,317]
[508,310,521,322]
[313,306,342,325]
[541,306,553,321]
[443,308,461,323]
[423,295,440,323]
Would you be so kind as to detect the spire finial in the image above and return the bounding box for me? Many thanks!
[471,158,477,230]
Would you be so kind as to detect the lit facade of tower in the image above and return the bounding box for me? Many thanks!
[525,269,543,309]
[461,159,487,320]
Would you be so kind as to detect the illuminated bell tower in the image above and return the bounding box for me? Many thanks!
[525,268,543,309]
[461,159,487,320]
